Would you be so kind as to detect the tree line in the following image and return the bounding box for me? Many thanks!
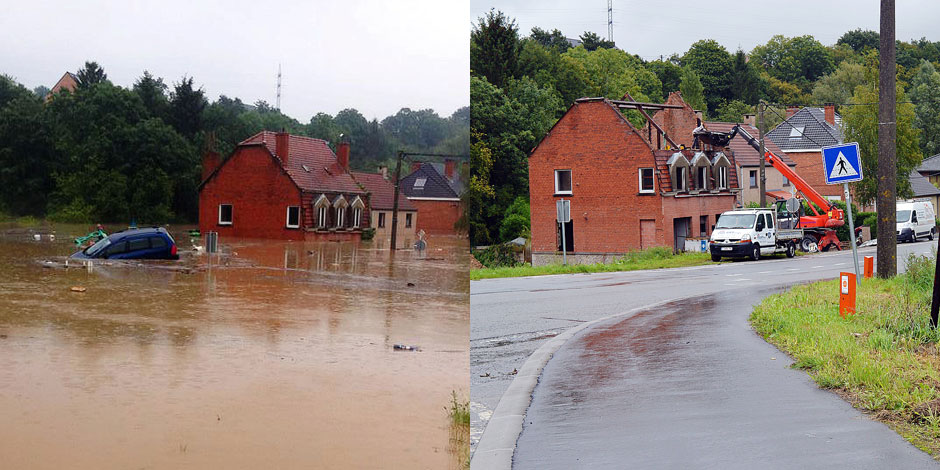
[0,62,468,224]
[469,9,940,246]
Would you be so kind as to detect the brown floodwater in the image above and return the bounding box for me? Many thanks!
[0,223,469,469]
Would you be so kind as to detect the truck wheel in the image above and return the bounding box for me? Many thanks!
[800,236,816,252]
[930,229,935,241]
[750,246,760,261]
[711,254,721,262]
[786,242,796,258]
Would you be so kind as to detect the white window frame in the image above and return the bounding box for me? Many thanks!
[696,165,709,191]
[638,168,654,194]
[335,207,345,228]
[286,206,300,229]
[554,169,572,195]
[717,166,728,190]
[218,204,233,225]
[749,170,758,188]
[674,166,686,192]
[353,207,362,228]
[317,206,328,228]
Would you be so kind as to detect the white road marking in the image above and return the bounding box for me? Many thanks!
[786,268,799,271]
[758,271,772,274]
[726,273,742,277]
[835,262,847,266]
[812,265,824,268]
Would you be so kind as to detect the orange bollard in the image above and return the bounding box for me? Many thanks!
[863,256,874,279]
[840,272,857,318]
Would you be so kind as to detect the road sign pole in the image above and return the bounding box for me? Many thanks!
[559,198,567,265]
[844,183,861,285]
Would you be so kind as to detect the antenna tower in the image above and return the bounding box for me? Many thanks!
[607,0,613,43]
[276,64,282,111]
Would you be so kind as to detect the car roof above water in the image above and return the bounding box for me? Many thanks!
[108,227,168,241]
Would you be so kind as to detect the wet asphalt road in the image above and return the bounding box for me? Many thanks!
[470,240,936,457]
[513,289,939,469]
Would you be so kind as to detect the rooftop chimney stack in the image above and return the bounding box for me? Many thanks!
[444,159,456,181]
[275,130,290,164]
[202,151,221,181]
[824,103,836,126]
[786,106,799,118]
[379,165,388,180]
[337,140,350,169]
[742,113,756,127]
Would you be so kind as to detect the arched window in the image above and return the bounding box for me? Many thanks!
[314,194,330,228]
[667,152,691,192]
[333,195,349,228]
[350,196,365,228]
[710,152,732,190]
[690,152,711,191]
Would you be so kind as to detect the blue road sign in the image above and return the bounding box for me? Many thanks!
[822,142,863,185]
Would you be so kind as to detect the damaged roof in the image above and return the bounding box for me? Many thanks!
[766,107,843,151]
[350,172,416,211]
[239,131,364,194]
[706,122,795,167]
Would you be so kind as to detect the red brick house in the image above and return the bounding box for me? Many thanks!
[45,71,78,102]
[528,96,740,265]
[400,161,464,235]
[765,105,844,202]
[350,171,418,247]
[199,131,369,241]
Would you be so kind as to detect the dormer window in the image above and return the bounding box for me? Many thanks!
[711,152,731,190]
[690,152,710,191]
[666,152,690,193]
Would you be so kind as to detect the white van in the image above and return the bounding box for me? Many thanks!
[896,201,936,242]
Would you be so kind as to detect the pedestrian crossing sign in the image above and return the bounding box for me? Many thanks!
[822,142,863,184]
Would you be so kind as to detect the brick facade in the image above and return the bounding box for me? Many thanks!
[529,98,738,265]
[411,199,461,235]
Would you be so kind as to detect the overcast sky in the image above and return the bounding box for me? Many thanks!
[472,0,940,62]
[1,0,469,122]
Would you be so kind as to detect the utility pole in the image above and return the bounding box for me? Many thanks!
[389,151,469,251]
[276,64,282,111]
[877,0,897,278]
[607,0,613,43]
[758,102,766,207]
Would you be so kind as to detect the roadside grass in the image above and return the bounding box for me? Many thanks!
[750,253,940,457]
[471,247,714,280]
[447,391,470,469]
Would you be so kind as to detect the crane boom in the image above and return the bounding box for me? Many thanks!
[731,124,845,229]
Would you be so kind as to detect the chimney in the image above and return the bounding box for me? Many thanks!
[694,110,703,121]
[742,113,756,127]
[786,106,799,118]
[824,103,836,126]
[444,159,456,180]
[275,131,290,164]
[202,151,221,181]
[336,140,350,169]
[411,161,422,173]
[378,165,388,180]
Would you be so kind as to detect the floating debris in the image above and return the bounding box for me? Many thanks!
[393,344,420,351]
[69,286,87,293]
[407,282,415,287]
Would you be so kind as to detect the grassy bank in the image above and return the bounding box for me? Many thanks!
[750,254,940,457]
[470,247,713,280]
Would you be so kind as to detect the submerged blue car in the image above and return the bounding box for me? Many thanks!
[71,227,179,260]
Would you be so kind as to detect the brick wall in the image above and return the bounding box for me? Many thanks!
[786,151,843,200]
[648,92,699,149]
[199,145,305,240]
[737,165,794,205]
[410,199,461,235]
[529,100,663,253]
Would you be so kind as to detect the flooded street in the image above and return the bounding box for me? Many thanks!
[0,224,469,469]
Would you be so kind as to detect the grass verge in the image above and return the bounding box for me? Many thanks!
[447,391,470,469]
[750,253,940,457]
[471,247,713,280]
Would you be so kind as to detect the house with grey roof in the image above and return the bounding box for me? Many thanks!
[911,154,940,215]
[400,160,465,235]
[766,105,846,203]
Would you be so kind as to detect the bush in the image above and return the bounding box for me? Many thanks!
[499,197,530,242]
[472,244,520,268]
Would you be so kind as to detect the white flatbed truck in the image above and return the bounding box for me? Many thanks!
[709,208,804,262]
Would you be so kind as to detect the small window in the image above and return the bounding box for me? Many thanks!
[555,170,572,194]
[639,168,654,193]
[782,175,790,186]
[378,212,386,228]
[151,237,167,249]
[788,126,804,138]
[405,213,413,228]
[673,166,686,192]
[749,170,757,188]
[286,206,300,228]
[128,238,149,252]
[414,178,427,189]
[696,166,708,190]
[717,166,728,190]
[766,213,774,229]
[353,207,362,228]
[335,207,345,228]
[219,204,233,225]
[700,215,708,237]
[317,206,328,228]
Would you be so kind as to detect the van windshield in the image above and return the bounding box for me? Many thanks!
[897,210,912,223]
[84,237,111,256]
[715,214,757,229]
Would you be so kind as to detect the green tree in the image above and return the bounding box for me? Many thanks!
[579,31,615,51]
[681,40,733,114]
[0,92,56,215]
[168,76,207,139]
[679,66,706,113]
[730,50,760,104]
[133,71,169,120]
[751,35,834,85]
[837,29,880,53]
[499,196,530,241]
[713,100,752,123]
[465,136,495,244]
[844,82,921,206]
[910,60,940,157]
[471,9,519,88]
[564,46,662,105]
[529,27,570,53]
[32,85,50,99]
[0,74,34,107]
[307,112,341,144]
[75,61,108,89]
[811,61,867,107]
[647,59,682,100]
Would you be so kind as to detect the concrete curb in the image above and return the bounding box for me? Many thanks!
[470,295,699,470]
